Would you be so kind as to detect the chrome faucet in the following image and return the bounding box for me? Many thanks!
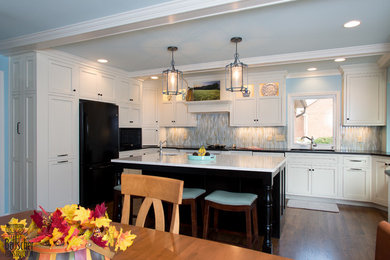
[301,136,317,150]
[159,140,167,155]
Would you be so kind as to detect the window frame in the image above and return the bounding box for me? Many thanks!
[287,91,340,150]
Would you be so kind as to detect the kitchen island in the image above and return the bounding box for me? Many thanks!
[111,153,286,253]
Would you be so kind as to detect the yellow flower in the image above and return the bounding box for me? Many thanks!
[8,218,27,227]
[49,228,63,247]
[103,226,119,247]
[0,239,5,254]
[115,228,136,252]
[61,204,78,221]
[64,226,77,244]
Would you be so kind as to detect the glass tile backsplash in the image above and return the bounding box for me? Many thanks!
[164,113,384,151]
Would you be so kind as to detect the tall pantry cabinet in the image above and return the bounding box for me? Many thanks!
[10,52,79,212]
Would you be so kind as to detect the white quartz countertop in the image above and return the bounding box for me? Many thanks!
[111,152,286,172]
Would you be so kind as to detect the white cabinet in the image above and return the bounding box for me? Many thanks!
[48,58,77,95]
[160,95,196,127]
[372,157,390,206]
[340,64,386,126]
[119,104,141,127]
[48,96,77,159]
[48,159,77,211]
[286,153,337,198]
[79,67,116,102]
[142,83,159,145]
[342,155,371,201]
[231,72,286,126]
[10,54,37,212]
[116,78,141,104]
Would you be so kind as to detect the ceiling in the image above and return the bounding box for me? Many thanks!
[1,0,389,77]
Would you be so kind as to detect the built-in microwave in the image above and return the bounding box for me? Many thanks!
[119,128,142,151]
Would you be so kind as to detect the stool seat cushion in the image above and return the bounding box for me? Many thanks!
[205,190,257,206]
[183,188,206,200]
[114,185,121,191]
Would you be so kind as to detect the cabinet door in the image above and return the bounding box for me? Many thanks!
[142,128,159,145]
[117,78,131,103]
[175,102,189,126]
[343,167,370,201]
[100,73,116,101]
[345,72,385,125]
[257,97,283,126]
[142,87,158,126]
[129,81,141,104]
[287,164,311,195]
[232,98,257,126]
[24,54,36,91]
[80,67,99,99]
[128,106,141,126]
[48,160,75,211]
[374,160,389,206]
[119,105,130,127]
[48,96,75,159]
[10,57,22,92]
[160,102,175,126]
[48,59,75,95]
[311,166,337,197]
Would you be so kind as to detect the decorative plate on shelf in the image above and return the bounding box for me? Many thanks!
[260,82,279,96]
[187,154,216,161]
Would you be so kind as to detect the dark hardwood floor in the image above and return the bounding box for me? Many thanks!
[109,201,387,260]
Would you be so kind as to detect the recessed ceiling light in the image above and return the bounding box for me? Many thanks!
[344,20,361,28]
[307,67,317,71]
[334,58,346,62]
[97,59,108,63]
[150,76,159,80]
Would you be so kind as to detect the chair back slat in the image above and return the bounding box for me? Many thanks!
[121,174,184,234]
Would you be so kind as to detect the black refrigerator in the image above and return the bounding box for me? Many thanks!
[79,99,119,207]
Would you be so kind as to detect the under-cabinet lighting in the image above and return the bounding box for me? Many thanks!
[97,59,108,63]
[150,76,159,80]
[334,58,346,62]
[307,67,317,71]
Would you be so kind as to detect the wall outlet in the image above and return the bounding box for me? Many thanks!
[275,135,285,142]
[267,135,273,141]
[357,136,363,143]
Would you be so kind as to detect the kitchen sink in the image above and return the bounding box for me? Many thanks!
[290,149,335,152]
[160,152,179,156]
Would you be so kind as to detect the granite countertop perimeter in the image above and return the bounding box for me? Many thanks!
[141,145,390,157]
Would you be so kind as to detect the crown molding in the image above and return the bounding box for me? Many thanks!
[287,70,340,79]
[377,53,390,68]
[128,43,390,78]
[0,0,295,55]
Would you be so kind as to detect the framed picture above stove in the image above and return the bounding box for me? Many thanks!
[186,80,220,101]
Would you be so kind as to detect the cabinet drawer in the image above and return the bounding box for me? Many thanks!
[287,153,338,165]
[343,156,370,167]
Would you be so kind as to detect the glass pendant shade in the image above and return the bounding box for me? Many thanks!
[162,46,183,95]
[225,37,248,92]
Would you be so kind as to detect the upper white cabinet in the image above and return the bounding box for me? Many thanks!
[160,95,197,127]
[119,105,141,127]
[116,78,141,104]
[142,82,159,145]
[79,67,116,102]
[10,54,36,92]
[231,72,286,126]
[340,64,386,126]
[48,58,77,95]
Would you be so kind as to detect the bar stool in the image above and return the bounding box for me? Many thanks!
[181,188,206,237]
[203,190,259,249]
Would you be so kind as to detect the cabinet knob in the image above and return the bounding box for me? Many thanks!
[156,121,158,123]
[155,130,158,132]
[129,98,133,101]
[347,118,350,120]
[73,89,76,92]
[129,121,133,123]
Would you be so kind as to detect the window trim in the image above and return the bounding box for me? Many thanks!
[287,91,340,150]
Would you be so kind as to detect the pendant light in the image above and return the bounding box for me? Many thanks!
[225,37,248,92]
[162,46,183,95]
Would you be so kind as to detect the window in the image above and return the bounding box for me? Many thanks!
[288,92,339,150]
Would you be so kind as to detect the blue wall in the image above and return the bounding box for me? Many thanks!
[0,55,9,213]
[286,75,342,94]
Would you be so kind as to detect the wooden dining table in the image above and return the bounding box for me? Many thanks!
[0,211,290,260]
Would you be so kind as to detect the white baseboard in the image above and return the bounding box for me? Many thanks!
[286,194,388,212]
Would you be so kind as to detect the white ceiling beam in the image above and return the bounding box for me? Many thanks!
[0,0,296,55]
[128,43,390,77]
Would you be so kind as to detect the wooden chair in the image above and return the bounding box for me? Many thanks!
[121,174,184,234]
[375,220,390,260]
[203,190,259,249]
